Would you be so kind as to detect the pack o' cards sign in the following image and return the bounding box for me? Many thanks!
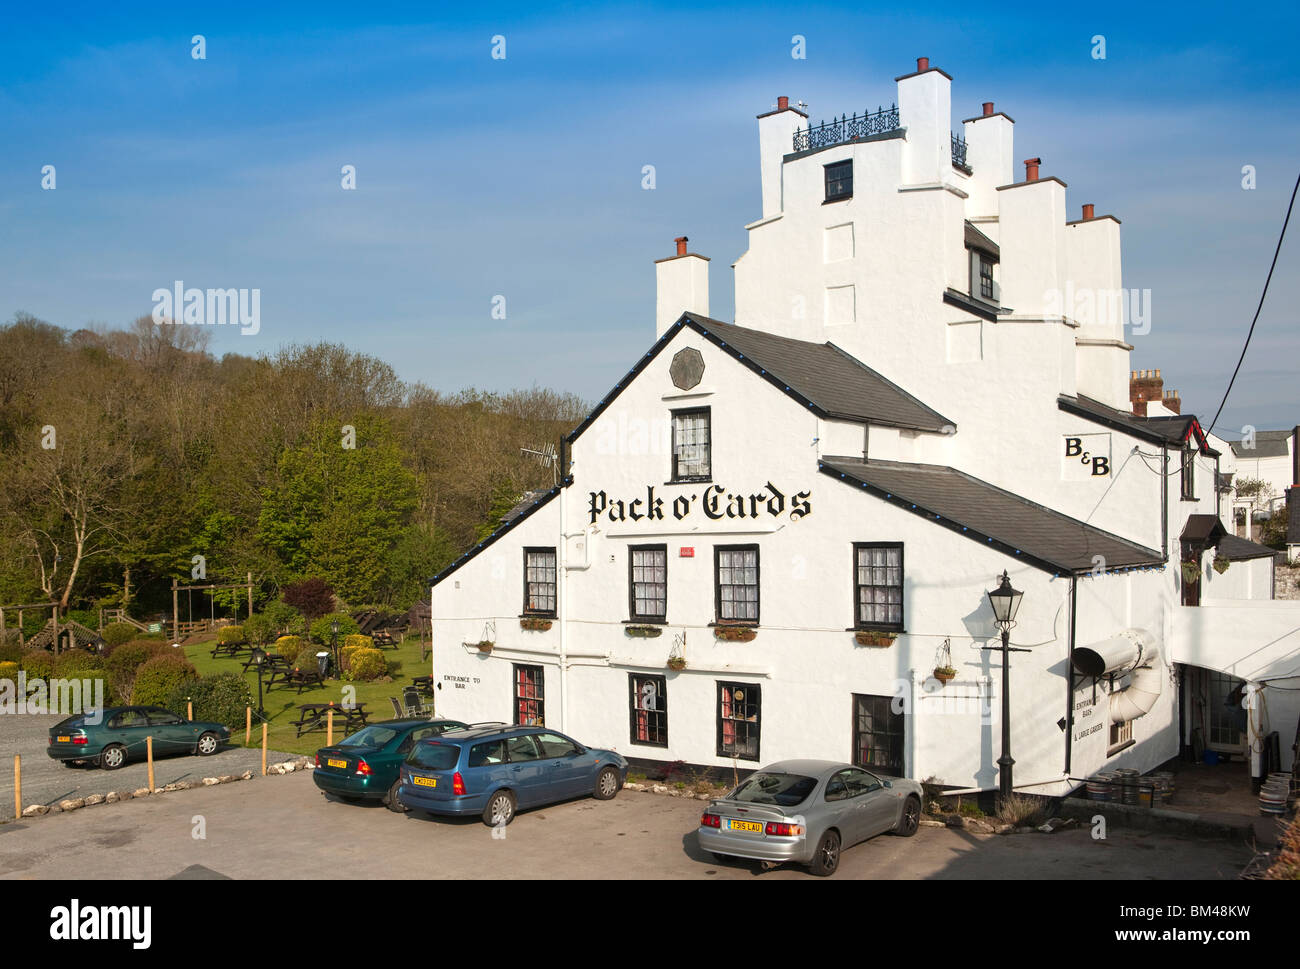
[1063,433,1111,479]
[589,481,811,524]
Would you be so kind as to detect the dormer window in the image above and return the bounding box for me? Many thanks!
[1181,445,1196,501]
[969,249,998,303]
[824,159,853,202]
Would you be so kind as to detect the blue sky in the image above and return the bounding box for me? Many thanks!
[2,1,1297,434]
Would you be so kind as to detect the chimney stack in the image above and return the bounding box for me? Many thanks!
[1082,203,1095,220]
[916,56,929,71]
[982,101,994,116]
[1024,157,1041,182]
[777,96,788,111]
[655,236,710,337]
[1129,368,1165,417]
[1162,389,1181,415]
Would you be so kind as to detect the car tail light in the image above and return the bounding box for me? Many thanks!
[764,821,804,837]
[452,772,466,796]
[315,753,321,768]
[700,813,721,828]
[355,759,372,776]
[72,736,88,746]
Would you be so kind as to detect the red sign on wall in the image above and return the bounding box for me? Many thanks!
[679,547,695,558]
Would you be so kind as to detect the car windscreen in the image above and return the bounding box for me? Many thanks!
[339,725,398,748]
[730,772,817,807]
[406,742,460,770]
[53,714,89,730]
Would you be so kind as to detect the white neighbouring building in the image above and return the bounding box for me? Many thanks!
[429,58,1300,795]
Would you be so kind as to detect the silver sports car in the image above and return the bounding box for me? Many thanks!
[697,760,924,875]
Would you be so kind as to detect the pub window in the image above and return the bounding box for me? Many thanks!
[717,682,760,761]
[853,693,905,777]
[854,542,903,629]
[671,408,711,481]
[824,159,853,202]
[629,545,668,622]
[513,664,544,726]
[523,547,557,616]
[715,545,759,624]
[1108,718,1133,755]
[1180,445,1196,501]
[629,674,668,747]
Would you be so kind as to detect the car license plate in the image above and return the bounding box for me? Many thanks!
[327,758,347,769]
[57,736,70,743]
[728,819,764,833]
[412,776,437,788]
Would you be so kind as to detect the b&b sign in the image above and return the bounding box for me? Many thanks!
[1063,433,1111,479]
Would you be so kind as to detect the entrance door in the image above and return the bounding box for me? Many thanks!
[1206,671,1247,755]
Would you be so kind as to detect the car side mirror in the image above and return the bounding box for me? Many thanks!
[884,780,893,789]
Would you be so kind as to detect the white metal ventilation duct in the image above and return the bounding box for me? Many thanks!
[1072,628,1161,722]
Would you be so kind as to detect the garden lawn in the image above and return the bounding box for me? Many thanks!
[182,635,432,757]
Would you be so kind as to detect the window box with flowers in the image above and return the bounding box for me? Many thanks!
[519,617,553,632]
[854,629,898,648]
[625,624,663,639]
[713,625,757,643]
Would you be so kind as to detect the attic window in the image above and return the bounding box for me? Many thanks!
[824,160,853,202]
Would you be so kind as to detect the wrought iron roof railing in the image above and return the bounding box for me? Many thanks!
[793,105,900,152]
[951,132,969,170]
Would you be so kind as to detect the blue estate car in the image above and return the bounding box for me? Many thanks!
[397,724,628,825]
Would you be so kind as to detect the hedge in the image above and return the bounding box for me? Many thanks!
[165,672,252,729]
[131,654,198,708]
[0,661,17,681]
[343,634,373,652]
[216,625,246,646]
[242,613,275,646]
[106,640,172,703]
[275,635,306,664]
[0,639,21,664]
[20,650,55,679]
[347,648,386,682]
[102,622,139,649]
[55,650,104,676]
[309,612,359,645]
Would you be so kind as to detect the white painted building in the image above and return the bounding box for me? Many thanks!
[430,59,1300,794]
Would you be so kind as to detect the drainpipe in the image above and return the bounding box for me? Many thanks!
[559,483,568,733]
[1064,575,1078,775]
[1160,445,1169,560]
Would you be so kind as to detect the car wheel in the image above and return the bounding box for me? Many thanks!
[100,745,127,771]
[482,790,516,827]
[385,780,407,813]
[808,829,841,877]
[593,766,621,801]
[894,795,921,837]
[195,732,220,756]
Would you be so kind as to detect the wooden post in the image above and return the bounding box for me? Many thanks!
[146,736,155,793]
[245,706,251,746]
[13,755,21,821]
[187,700,193,722]
[327,709,334,746]
[261,723,268,776]
[172,579,179,643]
[17,609,23,649]
[247,572,253,622]
[52,603,60,657]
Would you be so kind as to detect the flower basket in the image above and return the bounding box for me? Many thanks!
[713,626,757,643]
[471,641,494,653]
[1212,557,1230,575]
[625,624,663,638]
[667,656,687,671]
[519,617,552,632]
[933,666,957,683]
[855,630,897,648]
[1180,561,1202,584]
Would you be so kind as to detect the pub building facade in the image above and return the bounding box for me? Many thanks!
[429,59,1298,794]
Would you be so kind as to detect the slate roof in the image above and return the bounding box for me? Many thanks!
[566,313,953,442]
[1058,394,1216,455]
[1228,430,1292,459]
[964,221,1000,258]
[1216,534,1278,562]
[1180,514,1227,544]
[819,455,1164,574]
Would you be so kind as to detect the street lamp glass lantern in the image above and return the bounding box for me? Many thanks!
[250,646,267,666]
[987,570,1023,626]
[331,620,339,636]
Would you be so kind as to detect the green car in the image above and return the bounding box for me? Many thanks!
[314,718,468,811]
[47,705,232,770]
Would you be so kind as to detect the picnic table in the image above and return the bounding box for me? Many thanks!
[291,702,369,738]
[242,653,295,688]
[411,674,434,697]
[286,665,326,693]
[372,628,402,649]
[210,640,250,659]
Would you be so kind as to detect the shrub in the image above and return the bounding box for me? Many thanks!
[282,578,336,620]
[347,648,386,681]
[105,640,172,703]
[165,672,252,730]
[242,613,275,646]
[55,649,104,676]
[102,622,139,649]
[0,661,18,681]
[131,654,198,708]
[0,638,22,664]
[339,644,361,672]
[995,793,1047,826]
[20,650,55,679]
[216,625,246,646]
[262,600,300,634]
[67,608,98,629]
[275,635,305,664]
[343,634,373,651]
[310,612,359,644]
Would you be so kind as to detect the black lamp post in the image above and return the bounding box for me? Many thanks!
[250,646,267,721]
[330,619,340,679]
[984,570,1025,800]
